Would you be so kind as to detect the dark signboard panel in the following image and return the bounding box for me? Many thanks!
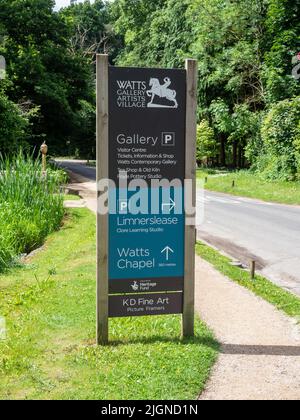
[109,292,183,318]
[108,66,186,301]
[109,276,184,294]
[108,67,186,184]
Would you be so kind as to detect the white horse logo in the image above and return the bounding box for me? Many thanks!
[147,77,178,108]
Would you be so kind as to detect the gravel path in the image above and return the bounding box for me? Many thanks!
[195,257,300,400]
[65,171,97,213]
[67,173,300,400]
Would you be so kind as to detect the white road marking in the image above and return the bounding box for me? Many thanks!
[200,195,240,205]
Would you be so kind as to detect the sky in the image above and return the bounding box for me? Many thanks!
[54,0,95,11]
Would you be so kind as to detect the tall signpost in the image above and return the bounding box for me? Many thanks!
[96,54,109,345]
[183,59,198,337]
[96,54,197,345]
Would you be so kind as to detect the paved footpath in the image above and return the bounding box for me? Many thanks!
[196,257,300,400]
[67,174,300,401]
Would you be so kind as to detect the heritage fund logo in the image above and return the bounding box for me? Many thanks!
[130,280,158,292]
[116,77,178,109]
[131,281,139,291]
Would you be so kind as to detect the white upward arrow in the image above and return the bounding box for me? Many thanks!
[161,246,174,261]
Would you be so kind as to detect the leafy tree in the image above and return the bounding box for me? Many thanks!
[258,96,300,180]
[145,0,191,68]
[294,121,300,172]
[263,0,300,103]
[230,104,263,168]
[61,0,121,61]
[196,120,218,166]
[110,0,166,66]
[72,99,96,159]
[0,0,95,155]
[209,99,232,166]
[187,0,268,166]
[0,92,29,153]
[110,0,191,68]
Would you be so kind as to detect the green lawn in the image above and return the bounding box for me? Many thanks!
[197,169,300,205]
[0,209,218,400]
[196,242,300,319]
[63,194,81,201]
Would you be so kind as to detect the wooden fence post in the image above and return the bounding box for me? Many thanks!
[182,59,198,338]
[40,141,48,173]
[96,54,109,345]
[250,260,256,280]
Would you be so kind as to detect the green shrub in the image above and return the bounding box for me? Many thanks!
[0,152,65,271]
[9,219,40,255]
[0,231,14,270]
[257,97,300,181]
[197,120,217,166]
[294,120,300,171]
[0,93,29,154]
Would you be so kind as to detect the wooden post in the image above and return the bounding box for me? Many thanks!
[250,260,256,280]
[182,59,198,338]
[96,54,109,345]
[40,141,48,173]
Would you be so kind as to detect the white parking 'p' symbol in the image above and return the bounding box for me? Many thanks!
[162,132,175,146]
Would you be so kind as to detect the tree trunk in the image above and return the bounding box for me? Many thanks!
[220,135,226,167]
[238,144,243,168]
[232,141,237,168]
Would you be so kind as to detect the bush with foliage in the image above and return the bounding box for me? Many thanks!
[294,121,300,171]
[196,120,217,166]
[263,0,300,104]
[0,0,106,156]
[257,97,300,180]
[0,152,65,271]
[0,92,29,154]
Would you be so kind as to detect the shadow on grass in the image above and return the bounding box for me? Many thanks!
[107,334,219,350]
[61,208,86,230]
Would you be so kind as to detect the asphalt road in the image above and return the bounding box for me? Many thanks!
[57,159,300,296]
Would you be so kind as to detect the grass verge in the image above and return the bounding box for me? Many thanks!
[0,209,218,400]
[63,194,81,201]
[0,153,65,272]
[197,169,300,205]
[196,241,300,319]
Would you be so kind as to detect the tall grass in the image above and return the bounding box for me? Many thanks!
[0,152,65,271]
